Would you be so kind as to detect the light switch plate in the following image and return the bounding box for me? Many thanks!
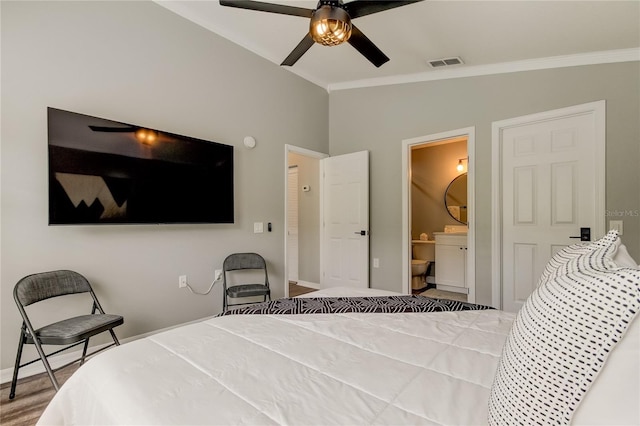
[610,220,623,235]
[253,222,264,233]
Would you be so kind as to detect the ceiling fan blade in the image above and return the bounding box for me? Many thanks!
[345,0,423,19]
[89,125,137,133]
[347,25,389,68]
[281,33,315,66]
[219,1,313,18]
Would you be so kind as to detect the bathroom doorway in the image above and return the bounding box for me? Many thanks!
[401,127,476,303]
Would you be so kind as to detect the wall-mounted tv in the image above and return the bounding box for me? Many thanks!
[48,108,234,225]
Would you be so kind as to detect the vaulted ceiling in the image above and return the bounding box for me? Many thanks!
[156,1,640,90]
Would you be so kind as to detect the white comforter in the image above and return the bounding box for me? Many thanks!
[38,309,515,425]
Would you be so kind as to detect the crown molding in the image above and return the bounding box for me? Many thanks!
[327,48,640,92]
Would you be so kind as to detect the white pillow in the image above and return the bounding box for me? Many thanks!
[488,230,640,425]
[573,236,640,425]
[611,241,640,269]
[572,312,639,425]
[536,234,614,285]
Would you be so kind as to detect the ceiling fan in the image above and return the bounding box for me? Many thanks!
[219,0,423,67]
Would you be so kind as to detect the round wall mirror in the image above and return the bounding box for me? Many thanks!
[444,173,467,224]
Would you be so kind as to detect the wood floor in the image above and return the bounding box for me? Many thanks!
[421,287,468,302]
[289,281,316,297]
[0,363,78,426]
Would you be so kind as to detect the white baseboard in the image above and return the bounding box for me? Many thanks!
[297,280,320,290]
[0,315,215,384]
[435,284,469,294]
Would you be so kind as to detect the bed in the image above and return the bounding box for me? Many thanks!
[38,231,640,425]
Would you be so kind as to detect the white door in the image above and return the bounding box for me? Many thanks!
[321,151,369,289]
[287,167,299,282]
[494,101,605,312]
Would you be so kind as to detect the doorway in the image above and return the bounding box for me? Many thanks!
[284,145,327,297]
[401,127,476,302]
[284,145,371,297]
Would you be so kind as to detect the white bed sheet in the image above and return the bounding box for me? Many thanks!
[39,307,515,425]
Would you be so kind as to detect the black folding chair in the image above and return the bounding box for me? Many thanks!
[223,253,271,312]
[10,270,123,399]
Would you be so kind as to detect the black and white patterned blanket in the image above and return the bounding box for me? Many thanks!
[219,295,492,316]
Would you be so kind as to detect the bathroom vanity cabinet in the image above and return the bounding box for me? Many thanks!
[434,233,467,293]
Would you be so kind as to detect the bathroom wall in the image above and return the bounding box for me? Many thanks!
[411,140,467,240]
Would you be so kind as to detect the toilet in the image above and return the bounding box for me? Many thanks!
[411,242,435,290]
[411,259,429,290]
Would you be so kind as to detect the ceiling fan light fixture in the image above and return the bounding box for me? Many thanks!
[310,5,352,46]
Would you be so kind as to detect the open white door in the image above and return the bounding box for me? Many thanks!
[321,151,369,289]
[493,101,605,312]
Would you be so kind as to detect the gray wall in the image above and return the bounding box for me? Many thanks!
[412,140,467,239]
[0,1,328,370]
[329,62,640,305]
[287,153,321,284]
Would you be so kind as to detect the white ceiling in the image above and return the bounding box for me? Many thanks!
[156,1,640,91]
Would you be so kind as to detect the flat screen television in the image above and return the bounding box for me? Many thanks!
[48,108,234,225]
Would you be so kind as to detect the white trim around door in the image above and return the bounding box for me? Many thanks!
[401,127,476,302]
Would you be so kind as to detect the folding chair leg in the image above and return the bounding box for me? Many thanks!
[108,329,120,346]
[80,338,90,366]
[9,331,26,400]
[33,339,60,391]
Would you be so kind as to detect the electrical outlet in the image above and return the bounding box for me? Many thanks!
[178,275,187,288]
[214,269,223,281]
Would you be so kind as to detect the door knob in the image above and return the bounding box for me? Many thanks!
[569,227,591,242]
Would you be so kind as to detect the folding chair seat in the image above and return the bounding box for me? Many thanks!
[10,270,123,399]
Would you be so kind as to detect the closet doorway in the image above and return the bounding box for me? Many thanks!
[401,127,476,302]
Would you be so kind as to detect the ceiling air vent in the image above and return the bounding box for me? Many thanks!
[427,57,464,68]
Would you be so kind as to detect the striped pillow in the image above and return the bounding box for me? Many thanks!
[488,230,640,425]
[537,231,618,285]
